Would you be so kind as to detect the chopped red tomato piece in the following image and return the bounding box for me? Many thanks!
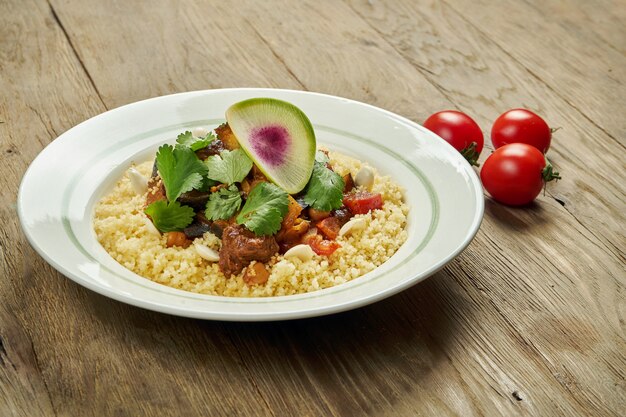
[343,191,383,215]
[303,233,341,256]
[316,216,341,240]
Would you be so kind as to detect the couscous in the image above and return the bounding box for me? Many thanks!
[93,98,408,297]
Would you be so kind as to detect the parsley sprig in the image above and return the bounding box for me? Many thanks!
[156,144,207,202]
[205,149,253,185]
[303,160,345,211]
[144,143,208,233]
[205,185,242,221]
[176,131,215,151]
[145,200,195,233]
[236,183,289,236]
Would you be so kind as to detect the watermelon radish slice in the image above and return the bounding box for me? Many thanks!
[225,98,316,194]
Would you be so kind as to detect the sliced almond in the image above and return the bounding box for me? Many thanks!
[354,166,375,190]
[283,244,315,262]
[338,217,366,237]
[194,242,220,262]
[128,167,149,195]
[192,127,209,138]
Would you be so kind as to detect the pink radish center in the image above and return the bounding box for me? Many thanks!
[250,124,290,167]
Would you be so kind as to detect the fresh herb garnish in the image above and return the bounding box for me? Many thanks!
[205,185,242,220]
[303,161,345,211]
[205,149,253,185]
[236,182,289,236]
[156,144,207,202]
[176,130,215,151]
[145,200,195,232]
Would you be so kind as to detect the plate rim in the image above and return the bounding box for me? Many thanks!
[17,87,484,321]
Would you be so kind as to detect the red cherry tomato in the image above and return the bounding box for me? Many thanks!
[343,191,383,215]
[480,143,561,206]
[303,233,341,256]
[316,216,341,240]
[424,110,484,166]
[491,109,552,153]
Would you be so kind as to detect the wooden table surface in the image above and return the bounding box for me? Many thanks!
[1,0,624,415]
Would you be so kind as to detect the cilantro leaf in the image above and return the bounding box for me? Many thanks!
[303,162,345,211]
[197,176,218,193]
[156,144,207,202]
[205,185,242,220]
[176,130,215,151]
[205,149,253,185]
[236,182,289,236]
[144,200,195,232]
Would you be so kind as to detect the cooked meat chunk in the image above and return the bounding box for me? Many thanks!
[332,207,353,226]
[184,213,230,239]
[209,219,230,239]
[195,139,226,160]
[178,189,209,208]
[219,224,278,277]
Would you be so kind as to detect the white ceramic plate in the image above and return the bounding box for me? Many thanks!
[18,88,483,321]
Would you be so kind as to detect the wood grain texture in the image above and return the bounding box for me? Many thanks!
[442,0,626,144]
[48,0,303,108]
[345,0,625,268]
[1,0,624,416]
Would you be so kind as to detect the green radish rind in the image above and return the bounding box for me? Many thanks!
[225,98,316,194]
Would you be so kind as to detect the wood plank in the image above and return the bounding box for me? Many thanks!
[56,0,619,412]
[49,0,303,109]
[0,1,276,416]
[0,0,105,414]
[548,0,626,55]
[345,0,625,262]
[4,0,624,416]
[440,0,626,144]
[343,1,626,413]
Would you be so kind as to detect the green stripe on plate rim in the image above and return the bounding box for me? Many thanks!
[61,120,439,303]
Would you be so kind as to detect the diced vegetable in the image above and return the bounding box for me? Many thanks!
[243,262,270,285]
[281,195,304,230]
[308,207,330,222]
[343,173,355,193]
[165,231,191,248]
[215,123,241,150]
[343,191,383,215]
[303,233,341,256]
[316,216,341,240]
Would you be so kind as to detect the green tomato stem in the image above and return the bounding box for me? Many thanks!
[542,157,562,182]
[461,142,480,167]
[542,157,561,196]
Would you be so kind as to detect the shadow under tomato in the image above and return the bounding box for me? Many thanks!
[484,196,549,231]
